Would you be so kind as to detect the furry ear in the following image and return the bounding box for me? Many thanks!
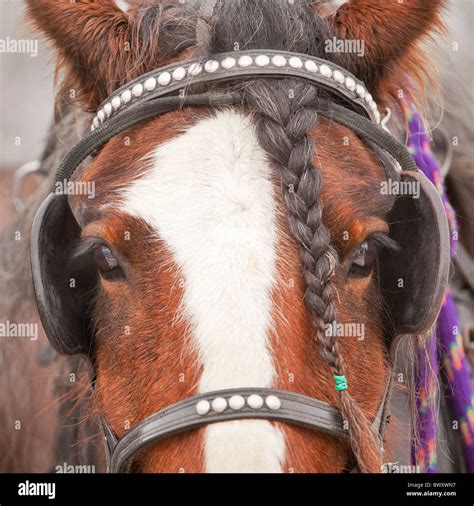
[26,0,198,110]
[327,0,445,103]
[26,0,132,110]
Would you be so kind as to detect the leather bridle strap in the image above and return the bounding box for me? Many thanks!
[325,103,417,171]
[105,388,347,473]
[53,93,241,184]
[372,367,395,453]
[52,94,415,187]
[105,382,396,473]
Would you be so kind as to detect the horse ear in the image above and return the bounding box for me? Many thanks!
[327,0,445,102]
[25,0,134,109]
[26,1,197,110]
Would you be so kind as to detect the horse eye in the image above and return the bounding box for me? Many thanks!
[349,239,378,278]
[92,244,119,272]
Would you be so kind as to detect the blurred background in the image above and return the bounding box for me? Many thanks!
[1,0,53,169]
[0,0,53,229]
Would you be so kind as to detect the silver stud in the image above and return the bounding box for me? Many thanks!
[365,92,373,104]
[255,54,270,67]
[97,110,105,122]
[333,70,345,84]
[229,395,245,411]
[92,117,100,129]
[221,57,236,70]
[204,60,219,73]
[132,84,143,98]
[289,56,303,69]
[247,394,264,410]
[188,63,203,77]
[265,395,281,410]
[370,100,377,111]
[304,60,318,73]
[355,84,366,99]
[319,64,332,78]
[211,397,227,413]
[121,90,132,104]
[345,77,356,92]
[238,55,253,67]
[271,55,286,67]
[158,72,171,86]
[104,103,113,116]
[111,96,121,109]
[374,110,381,124]
[90,124,95,132]
[196,400,210,416]
[144,77,157,91]
[172,67,186,81]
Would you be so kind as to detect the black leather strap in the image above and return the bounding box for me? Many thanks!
[106,388,347,473]
[371,368,394,451]
[323,104,418,171]
[53,92,416,187]
[104,384,397,473]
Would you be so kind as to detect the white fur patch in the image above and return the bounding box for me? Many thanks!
[121,110,285,473]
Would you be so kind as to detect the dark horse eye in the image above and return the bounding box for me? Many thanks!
[349,239,378,278]
[92,244,120,274]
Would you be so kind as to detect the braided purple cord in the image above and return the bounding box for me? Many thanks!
[405,106,474,473]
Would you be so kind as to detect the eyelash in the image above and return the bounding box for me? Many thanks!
[348,233,398,279]
[73,238,125,280]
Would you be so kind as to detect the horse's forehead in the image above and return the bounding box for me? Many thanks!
[121,111,273,213]
[76,108,388,231]
[119,109,279,270]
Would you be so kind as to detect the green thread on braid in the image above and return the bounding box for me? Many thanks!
[333,374,348,391]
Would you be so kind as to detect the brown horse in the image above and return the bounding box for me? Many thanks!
[24,0,445,473]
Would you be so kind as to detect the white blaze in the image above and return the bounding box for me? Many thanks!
[121,110,285,472]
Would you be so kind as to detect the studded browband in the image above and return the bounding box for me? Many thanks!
[91,49,381,131]
[101,386,391,473]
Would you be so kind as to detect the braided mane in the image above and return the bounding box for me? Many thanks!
[243,80,381,472]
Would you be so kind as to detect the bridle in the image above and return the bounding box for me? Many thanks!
[30,49,449,472]
[103,386,390,473]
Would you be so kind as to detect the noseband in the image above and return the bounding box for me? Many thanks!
[31,50,449,472]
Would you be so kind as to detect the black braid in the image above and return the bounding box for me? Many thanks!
[244,80,382,472]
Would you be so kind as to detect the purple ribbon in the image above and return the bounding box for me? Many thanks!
[406,108,474,473]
